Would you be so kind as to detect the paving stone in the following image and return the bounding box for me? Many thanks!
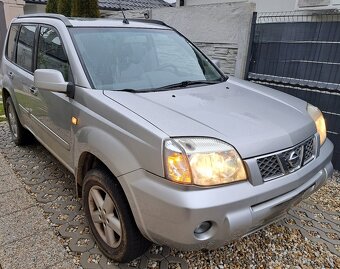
[0,173,23,194]
[282,197,340,257]
[0,230,70,269]
[0,188,35,217]
[0,206,49,246]
[0,160,11,176]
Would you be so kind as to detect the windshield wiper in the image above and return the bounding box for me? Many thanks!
[155,80,220,91]
[112,80,221,93]
[114,88,139,93]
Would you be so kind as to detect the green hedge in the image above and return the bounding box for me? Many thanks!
[58,0,72,17]
[46,0,58,13]
[46,0,100,18]
[78,0,100,18]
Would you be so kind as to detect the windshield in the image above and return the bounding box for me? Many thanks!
[70,27,225,91]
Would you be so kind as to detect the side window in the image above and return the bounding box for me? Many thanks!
[6,24,19,62]
[37,26,69,81]
[17,25,37,72]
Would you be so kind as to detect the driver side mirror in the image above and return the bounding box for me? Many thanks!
[34,69,75,98]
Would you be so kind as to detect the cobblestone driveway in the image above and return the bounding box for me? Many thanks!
[0,123,339,268]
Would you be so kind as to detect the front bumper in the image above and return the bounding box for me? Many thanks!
[118,139,334,250]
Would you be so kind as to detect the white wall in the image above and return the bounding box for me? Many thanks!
[250,0,296,12]
[153,2,255,78]
[1,0,25,26]
[0,0,25,67]
[24,3,46,14]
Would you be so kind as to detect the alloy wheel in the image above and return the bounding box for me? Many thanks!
[88,186,122,248]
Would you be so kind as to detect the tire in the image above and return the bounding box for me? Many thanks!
[83,168,151,262]
[5,97,30,146]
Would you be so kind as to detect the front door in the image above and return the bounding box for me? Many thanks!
[27,25,73,168]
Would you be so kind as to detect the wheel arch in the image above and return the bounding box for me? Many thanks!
[76,151,106,190]
[2,87,10,116]
[1,87,26,128]
[74,126,141,190]
[75,150,132,199]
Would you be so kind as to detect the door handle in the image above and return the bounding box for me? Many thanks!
[8,72,14,80]
[29,86,38,96]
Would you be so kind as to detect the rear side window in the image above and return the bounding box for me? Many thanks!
[6,24,19,62]
[37,26,69,81]
[16,25,37,72]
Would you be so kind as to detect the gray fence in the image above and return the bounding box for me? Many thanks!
[247,11,340,170]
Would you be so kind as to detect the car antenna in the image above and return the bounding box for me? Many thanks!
[119,0,129,24]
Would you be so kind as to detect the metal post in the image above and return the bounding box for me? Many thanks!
[244,12,257,80]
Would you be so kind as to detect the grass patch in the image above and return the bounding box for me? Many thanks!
[0,96,6,122]
[0,105,5,121]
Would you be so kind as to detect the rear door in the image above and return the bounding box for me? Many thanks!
[5,24,37,126]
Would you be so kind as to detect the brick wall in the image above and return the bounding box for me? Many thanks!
[195,42,238,75]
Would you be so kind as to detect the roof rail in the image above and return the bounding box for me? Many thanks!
[128,19,169,27]
[16,15,169,28]
[17,13,72,27]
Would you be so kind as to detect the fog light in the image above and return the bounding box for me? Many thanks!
[194,221,212,235]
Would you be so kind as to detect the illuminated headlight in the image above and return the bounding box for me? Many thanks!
[307,104,327,145]
[164,138,247,186]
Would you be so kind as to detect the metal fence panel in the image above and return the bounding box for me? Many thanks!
[247,11,340,170]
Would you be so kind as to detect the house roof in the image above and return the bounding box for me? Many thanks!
[99,0,172,10]
[25,0,172,10]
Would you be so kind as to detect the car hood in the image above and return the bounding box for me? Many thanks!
[103,77,316,158]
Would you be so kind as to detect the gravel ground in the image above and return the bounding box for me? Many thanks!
[308,170,340,213]
[168,172,340,269]
[170,225,339,268]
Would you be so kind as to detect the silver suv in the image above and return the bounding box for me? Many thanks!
[0,14,334,262]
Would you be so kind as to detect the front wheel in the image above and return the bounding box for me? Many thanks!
[83,168,151,262]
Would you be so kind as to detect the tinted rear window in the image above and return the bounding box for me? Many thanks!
[6,24,19,62]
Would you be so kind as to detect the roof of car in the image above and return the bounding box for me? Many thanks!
[16,14,171,30]
[25,0,172,10]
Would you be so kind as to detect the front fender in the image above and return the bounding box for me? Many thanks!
[74,126,141,180]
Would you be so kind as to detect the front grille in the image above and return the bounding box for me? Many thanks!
[257,136,316,181]
[304,138,315,164]
[257,155,283,180]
